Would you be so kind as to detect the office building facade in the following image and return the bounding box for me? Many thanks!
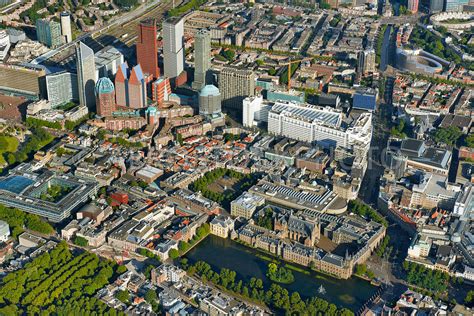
[192,29,211,90]
[36,19,62,48]
[218,67,255,110]
[163,17,185,79]
[408,0,419,12]
[128,65,147,109]
[358,49,376,75]
[136,19,160,79]
[45,71,79,107]
[267,101,372,153]
[60,12,72,43]
[76,42,96,111]
[152,77,172,107]
[95,77,116,117]
[95,46,124,80]
[114,63,147,109]
[445,0,469,11]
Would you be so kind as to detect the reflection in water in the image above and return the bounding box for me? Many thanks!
[186,235,377,310]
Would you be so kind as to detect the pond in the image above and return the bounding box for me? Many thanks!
[185,235,378,311]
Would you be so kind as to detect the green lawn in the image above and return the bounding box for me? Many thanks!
[0,136,19,166]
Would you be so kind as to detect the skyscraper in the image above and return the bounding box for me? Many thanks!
[60,12,72,43]
[115,63,129,108]
[445,0,469,11]
[428,0,444,13]
[408,0,419,13]
[358,49,376,75]
[128,64,147,109]
[95,77,116,117]
[46,71,78,107]
[114,63,147,109]
[136,19,160,79]
[76,42,96,111]
[36,19,62,48]
[163,17,184,79]
[192,29,211,90]
[218,67,255,110]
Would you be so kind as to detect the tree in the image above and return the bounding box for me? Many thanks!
[465,290,474,306]
[355,264,367,276]
[116,265,127,274]
[73,236,88,247]
[116,290,129,304]
[169,249,180,259]
[465,134,474,148]
[144,289,158,303]
[433,126,462,146]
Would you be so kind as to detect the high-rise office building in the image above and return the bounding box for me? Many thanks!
[115,63,129,108]
[0,30,11,61]
[136,19,160,79]
[445,0,469,11]
[60,12,72,43]
[152,77,171,107]
[408,0,419,13]
[95,77,116,117]
[218,67,255,109]
[114,63,147,109]
[36,19,62,48]
[192,29,211,90]
[428,0,444,12]
[163,17,184,79]
[358,49,376,75]
[199,85,221,116]
[95,46,124,80]
[128,64,147,109]
[76,42,96,111]
[45,71,78,107]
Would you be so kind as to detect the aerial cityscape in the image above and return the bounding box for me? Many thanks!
[0,0,473,315]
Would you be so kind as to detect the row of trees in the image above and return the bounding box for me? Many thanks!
[0,204,54,239]
[402,261,450,293]
[187,260,353,315]
[0,242,124,315]
[348,200,388,227]
[168,0,206,17]
[26,117,62,130]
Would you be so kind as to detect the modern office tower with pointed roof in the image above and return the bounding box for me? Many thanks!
[136,19,160,79]
[95,77,115,117]
[76,42,96,111]
[163,17,184,79]
[192,29,211,90]
[115,62,129,108]
[128,64,147,109]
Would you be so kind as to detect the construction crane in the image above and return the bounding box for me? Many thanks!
[282,58,310,91]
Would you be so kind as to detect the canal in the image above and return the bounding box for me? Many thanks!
[185,235,378,311]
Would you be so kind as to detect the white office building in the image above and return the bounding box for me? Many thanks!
[163,17,184,78]
[243,95,269,128]
[266,101,373,152]
[60,12,72,43]
[0,30,11,61]
[0,220,10,242]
